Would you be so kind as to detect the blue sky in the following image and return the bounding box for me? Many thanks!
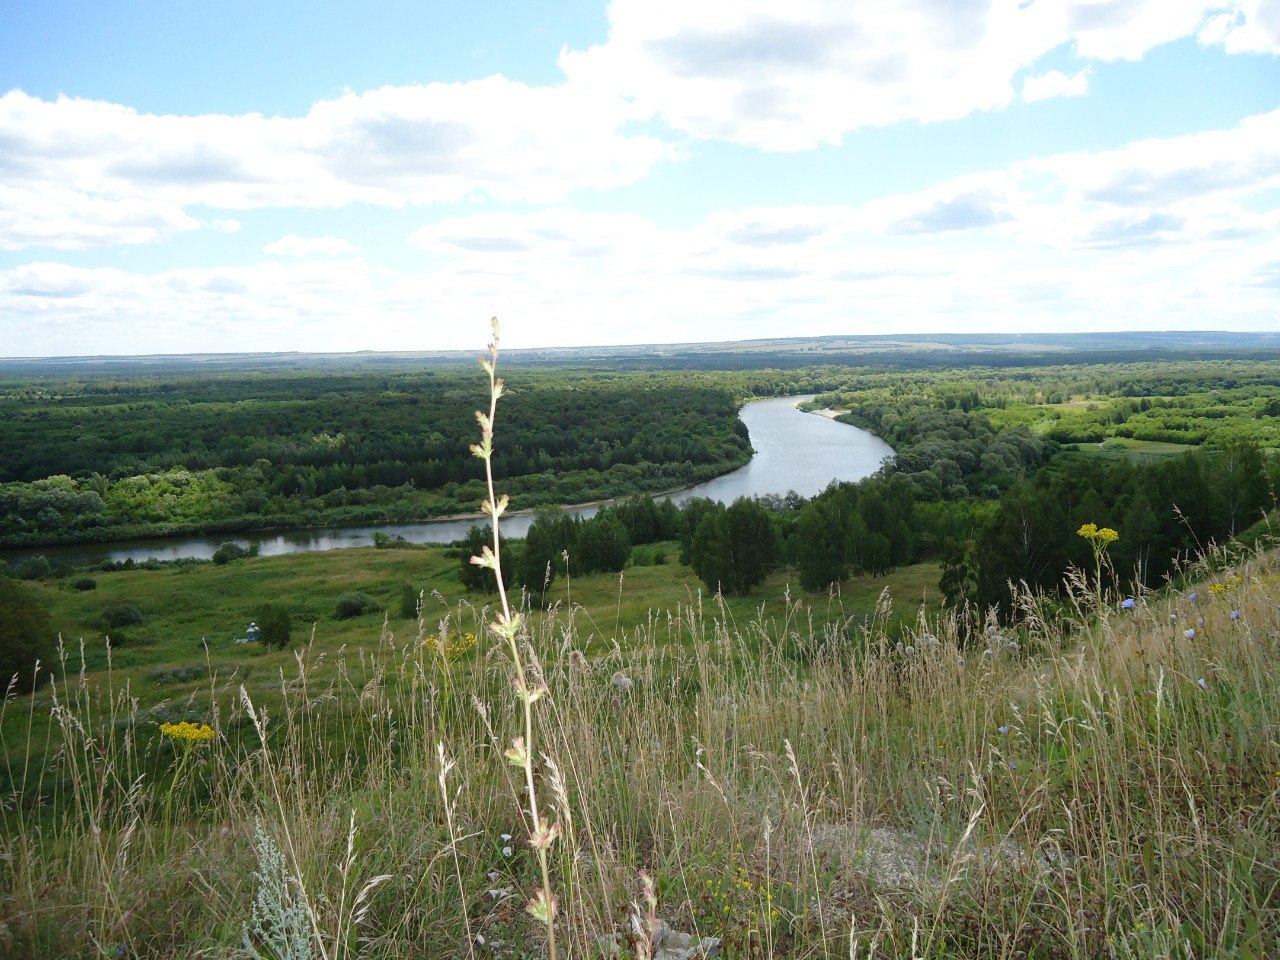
[2,0,1278,356]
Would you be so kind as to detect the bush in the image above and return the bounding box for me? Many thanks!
[398,583,421,620]
[102,603,143,629]
[334,592,380,620]
[212,542,251,565]
[253,603,292,649]
[11,556,52,581]
[0,579,56,692]
[71,577,98,591]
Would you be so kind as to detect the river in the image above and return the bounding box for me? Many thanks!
[7,396,893,566]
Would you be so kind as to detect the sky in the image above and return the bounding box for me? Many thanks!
[1,1,1278,358]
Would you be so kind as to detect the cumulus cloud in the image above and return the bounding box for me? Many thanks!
[1021,69,1090,102]
[560,0,1280,150]
[4,107,1278,356]
[0,82,675,250]
[265,234,356,257]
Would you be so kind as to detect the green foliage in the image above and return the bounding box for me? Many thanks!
[334,592,380,620]
[101,602,143,630]
[253,603,292,648]
[452,524,518,593]
[70,576,97,591]
[0,578,55,692]
[212,542,251,565]
[10,555,52,580]
[0,368,756,548]
[690,498,780,595]
[398,583,420,621]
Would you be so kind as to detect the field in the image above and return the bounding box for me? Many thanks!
[1,546,943,761]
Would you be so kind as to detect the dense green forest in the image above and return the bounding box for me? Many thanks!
[0,369,769,547]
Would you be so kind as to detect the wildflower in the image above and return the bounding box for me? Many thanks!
[500,833,512,842]
[1231,609,1241,621]
[1008,761,1017,770]
[1077,522,1119,545]
[1121,597,1136,610]
[502,846,513,858]
[998,725,1009,735]
[1188,592,1197,601]
[1197,678,1208,690]
[611,672,634,692]
[1184,628,1196,639]
[159,721,214,743]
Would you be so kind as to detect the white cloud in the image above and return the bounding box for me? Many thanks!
[265,234,356,257]
[560,0,1279,150]
[211,218,241,234]
[0,82,676,250]
[4,108,1277,356]
[1198,0,1280,53]
[1021,69,1090,102]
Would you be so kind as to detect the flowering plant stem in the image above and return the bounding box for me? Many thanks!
[470,318,560,960]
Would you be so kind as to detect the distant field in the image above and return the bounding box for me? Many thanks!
[5,544,942,762]
[1071,437,1199,461]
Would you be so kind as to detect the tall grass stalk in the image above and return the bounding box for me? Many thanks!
[470,318,562,960]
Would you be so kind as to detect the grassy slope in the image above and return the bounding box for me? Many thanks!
[2,545,1277,959]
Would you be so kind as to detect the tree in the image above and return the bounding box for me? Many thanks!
[795,501,847,591]
[253,603,292,648]
[575,514,631,573]
[517,507,577,591]
[0,578,55,692]
[454,524,517,593]
[690,498,779,595]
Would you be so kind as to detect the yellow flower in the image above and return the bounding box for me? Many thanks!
[160,721,214,743]
[426,631,478,663]
[1077,522,1119,545]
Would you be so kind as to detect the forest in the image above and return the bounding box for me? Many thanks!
[0,369,765,547]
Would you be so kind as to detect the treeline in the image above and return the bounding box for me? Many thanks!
[0,370,760,547]
[957,442,1276,613]
[818,359,1280,451]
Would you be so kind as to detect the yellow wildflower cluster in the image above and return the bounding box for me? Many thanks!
[1077,522,1119,546]
[159,721,215,743]
[1208,574,1245,595]
[427,631,478,663]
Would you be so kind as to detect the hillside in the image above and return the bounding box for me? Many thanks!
[1,536,1276,958]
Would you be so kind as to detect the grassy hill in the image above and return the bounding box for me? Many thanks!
[1,536,1276,958]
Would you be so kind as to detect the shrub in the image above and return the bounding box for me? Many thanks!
[212,542,251,565]
[0,578,55,692]
[253,603,292,649]
[70,577,97,591]
[334,592,380,620]
[12,556,52,581]
[102,603,143,629]
[398,583,420,620]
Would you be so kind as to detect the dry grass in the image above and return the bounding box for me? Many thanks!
[0,543,1276,959]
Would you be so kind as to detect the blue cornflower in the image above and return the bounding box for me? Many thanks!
[1184,628,1196,640]
[998,725,1009,735]
[1121,597,1136,609]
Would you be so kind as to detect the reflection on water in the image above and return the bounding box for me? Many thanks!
[5,396,893,566]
